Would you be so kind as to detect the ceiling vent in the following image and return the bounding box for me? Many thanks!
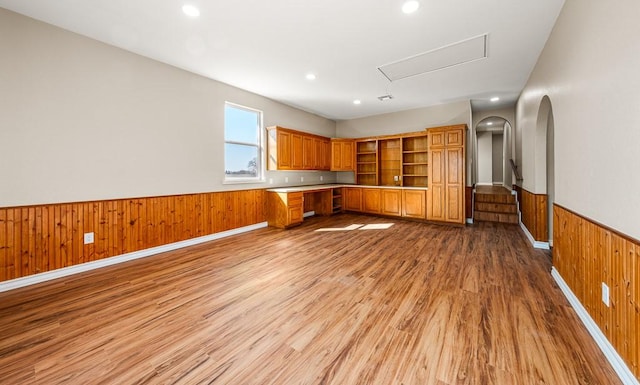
[377,94,394,101]
[378,34,488,82]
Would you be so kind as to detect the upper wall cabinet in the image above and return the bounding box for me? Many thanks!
[267,126,331,171]
[330,139,355,171]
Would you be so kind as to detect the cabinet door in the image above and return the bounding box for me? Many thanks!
[276,130,292,170]
[343,188,362,211]
[427,148,446,221]
[362,189,381,214]
[291,133,304,169]
[331,140,355,171]
[445,128,464,146]
[445,147,465,223]
[288,192,304,225]
[303,136,315,169]
[402,190,426,219]
[331,141,343,170]
[428,131,446,148]
[316,138,331,170]
[381,189,402,216]
[342,141,355,170]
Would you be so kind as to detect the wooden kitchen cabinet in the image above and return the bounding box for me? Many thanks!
[267,191,304,228]
[291,133,304,169]
[343,187,363,211]
[315,137,331,170]
[267,126,331,171]
[362,188,381,214]
[330,139,355,171]
[381,189,402,216]
[402,189,426,219]
[427,125,466,224]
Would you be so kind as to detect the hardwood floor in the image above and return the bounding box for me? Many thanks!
[0,214,620,384]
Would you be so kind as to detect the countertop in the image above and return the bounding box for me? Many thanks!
[266,184,428,193]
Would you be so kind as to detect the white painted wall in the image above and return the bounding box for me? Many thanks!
[476,132,493,185]
[0,9,337,207]
[336,101,473,185]
[336,101,472,139]
[492,133,503,184]
[516,0,640,239]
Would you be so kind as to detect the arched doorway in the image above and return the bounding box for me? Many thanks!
[475,116,512,188]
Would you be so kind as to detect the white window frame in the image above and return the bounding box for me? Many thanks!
[223,102,265,184]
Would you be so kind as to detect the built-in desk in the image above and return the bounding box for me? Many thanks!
[266,184,344,228]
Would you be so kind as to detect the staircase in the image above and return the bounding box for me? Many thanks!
[474,186,519,224]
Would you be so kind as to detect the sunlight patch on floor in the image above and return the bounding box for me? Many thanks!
[359,223,394,230]
[315,223,395,232]
[315,224,364,232]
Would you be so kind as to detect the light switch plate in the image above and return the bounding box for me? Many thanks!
[84,232,94,245]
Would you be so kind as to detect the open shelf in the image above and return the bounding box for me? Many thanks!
[402,135,428,187]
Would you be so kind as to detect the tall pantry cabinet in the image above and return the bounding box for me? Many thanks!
[426,125,466,224]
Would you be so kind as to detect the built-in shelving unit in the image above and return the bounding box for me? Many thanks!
[380,138,401,186]
[356,140,378,185]
[332,187,342,214]
[402,134,428,187]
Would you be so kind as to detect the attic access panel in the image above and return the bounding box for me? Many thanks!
[378,34,488,82]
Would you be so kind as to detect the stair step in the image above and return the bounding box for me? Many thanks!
[475,193,515,204]
[475,202,517,214]
[474,210,519,224]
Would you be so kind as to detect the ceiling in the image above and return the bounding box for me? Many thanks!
[0,0,565,120]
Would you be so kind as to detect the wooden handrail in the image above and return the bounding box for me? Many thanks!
[510,159,524,181]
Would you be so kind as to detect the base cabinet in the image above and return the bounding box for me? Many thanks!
[267,192,303,228]
[362,189,381,214]
[381,189,402,217]
[343,188,363,211]
[343,187,427,220]
[402,190,426,219]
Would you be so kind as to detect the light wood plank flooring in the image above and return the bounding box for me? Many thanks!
[0,214,620,384]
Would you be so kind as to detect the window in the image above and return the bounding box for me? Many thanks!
[224,102,263,182]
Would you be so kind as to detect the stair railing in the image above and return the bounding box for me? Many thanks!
[510,159,524,181]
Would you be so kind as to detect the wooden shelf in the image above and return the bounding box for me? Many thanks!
[402,134,428,187]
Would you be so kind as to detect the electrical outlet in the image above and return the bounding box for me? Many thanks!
[84,232,94,245]
[602,282,610,307]
[393,175,399,182]
[320,176,324,181]
[269,178,273,184]
[301,177,304,182]
[285,176,289,183]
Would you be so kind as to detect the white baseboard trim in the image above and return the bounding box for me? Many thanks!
[303,211,315,218]
[0,222,268,293]
[551,267,639,385]
[475,182,494,186]
[466,218,474,224]
[520,221,550,250]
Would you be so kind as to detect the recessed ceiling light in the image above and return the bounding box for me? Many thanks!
[182,4,200,17]
[490,96,500,102]
[402,0,420,14]
[353,99,362,105]
[305,73,316,81]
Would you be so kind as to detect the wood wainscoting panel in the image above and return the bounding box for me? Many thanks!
[0,189,266,283]
[520,188,548,242]
[554,204,640,379]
